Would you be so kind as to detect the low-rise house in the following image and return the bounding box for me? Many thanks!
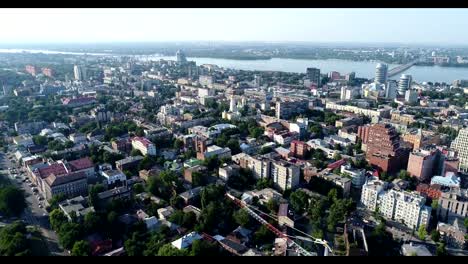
[179,187,203,205]
[278,203,295,228]
[183,205,202,219]
[317,171,352,197]
[183,165,207,184]
[437,216,467,249]
[97,186,131,208]
[401,243,432,256]
[69,133,87,144]
[58,196,95,221]
[157,206,175,220]
[101,169,127,186]
[171,231,202,250]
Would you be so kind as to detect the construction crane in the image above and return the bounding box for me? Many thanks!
[226,193,333,256]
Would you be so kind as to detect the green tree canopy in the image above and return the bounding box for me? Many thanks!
[71,240,91,256]
[0,186,26,217]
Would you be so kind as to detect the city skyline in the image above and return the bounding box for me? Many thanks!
[0,8,468,45]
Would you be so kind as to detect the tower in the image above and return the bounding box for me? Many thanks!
[375,63,388,85]
[229,96,237,112]
[398,74,412,96]
[451,128,468,172]
[176,50,187,64]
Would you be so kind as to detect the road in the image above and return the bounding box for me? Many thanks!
[0,152,69,256]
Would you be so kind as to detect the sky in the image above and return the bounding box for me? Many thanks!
[1,8,468,45]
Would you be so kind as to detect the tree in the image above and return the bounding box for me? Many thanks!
[431,230,440,242]
[182,212,197,229]
[256,178,274,189]
[190,240,220,256]
[132,183,145,194]
[88,184,105,208]
[138,156,155,171]
[0,221,30,256]
[226,139,241,155]
[252,225,275,246]
[289,190,309,214]
[0,186,26,217]
[266,199,279,214]
[58,222,82,249]
[32,135,48,146]
[48,194,66,210]
[71,240,91,256]
[233,209,250,227]
[465,218,468,229]
[49,209,68,231]
[417,225,427,241]
[436,242,447,256]
[173,139,184,150]
[398,170,410,180]
[333,152,342,161]
[157,243,188,256]
[83,212,101,234]
[124,232,147,256]
[431,199,439,210]
[191,171,206,187]
[131,149,142,157]
[200,184,225,209]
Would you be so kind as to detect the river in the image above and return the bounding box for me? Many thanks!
[0,48,466,83]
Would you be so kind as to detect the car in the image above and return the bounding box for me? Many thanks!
[38,197,44,201]
[38,205,43,209]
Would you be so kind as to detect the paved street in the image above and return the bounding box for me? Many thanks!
[0,152,68,256]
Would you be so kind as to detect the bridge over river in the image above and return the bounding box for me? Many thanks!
[387,58,423,78]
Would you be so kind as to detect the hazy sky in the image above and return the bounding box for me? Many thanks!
[1,8,468,45]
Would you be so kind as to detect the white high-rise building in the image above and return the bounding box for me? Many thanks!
[271,160,300,192]
[404,89,418,104]
[398,74,412,96]
[375,63,388,85]
[451,128,468,172]
[73,65,87,81]
[380,189,431,230]
[176,50,187,64]
[361,179,387,211]
[229,96,238,112]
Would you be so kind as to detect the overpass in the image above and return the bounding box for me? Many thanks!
[387,58,422,78]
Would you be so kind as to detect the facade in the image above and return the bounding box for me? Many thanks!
[290,140,309,159]
[407,147,439,181]
[58,196,95,221]
[275,100,309,119]
[115,156,144,171]
[341,164,367,188]
[451,128,468,172]
[398,74,412,96]
[326,102,391,119]
[437,188,468,221]
[198,145,231,160]
[176,50,187,64]
[25,65,37,75]
[43,171,88,200]
[375,63,388,85]
[366,124,410,174]
[317,172,352,197]
[379,189,431,230]
[101,169,127,185]
[404,89,418,104]
[361,179,388,212]
[41,67,54,77]
[74,65,87,81]
[111,138,132,153]
[306,67,321,86]
[131,137,157,156]
[271,160,300,192]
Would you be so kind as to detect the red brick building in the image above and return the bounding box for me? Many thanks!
[290,140,309,159]
[365,124,409,174]
[25,65,37,76]
[112,138,132,153]
[357,125,371,144]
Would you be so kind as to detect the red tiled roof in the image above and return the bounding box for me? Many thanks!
[68,157,94,171]
[45,171,87,187]
[327,159,346,170]
[37,163,68,179]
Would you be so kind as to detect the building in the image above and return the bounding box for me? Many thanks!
[198,145,231,161]
[67,157,95,180]
[275,100,309,119]
[101,170,127,186]
[375,63,388,85]
[326,102,391,119]
[451,128,468,172]
[218,164,240,182]
[234,154,271,180]
[176,50,187,64]
[361,179,388,211]
[74,65,87,81]
[112,138,132,153]
[69,133,87,144]
[58,196,95,221]
[317,171,352,197]
[401,243,432,256]
[407,147,439,182]
[366,124,410,174]
[306,67,321,86]
[278,203,294,228]
[437,217,467,249]
[385,80,398,99]
[199,75,213,87]
[340,164,367,188]
[97,186,132,208]
[404,89,418,104]
[430,172,460,188]
[171,232,202,250]
[335,117,363,128]
[437,188,468,221]
[41,67,54,77]
[380,189,431,230]
[131,137,157,156]
[398,74,412,96]
[62,97,96,108]
[25,65,37,75]
[115,156,144,171]
[340,86,360,100]
[43,171,88,200]
[183,165,207,184]
[91,106,112,124]
[290,140,309,159]
[271,160,300,192]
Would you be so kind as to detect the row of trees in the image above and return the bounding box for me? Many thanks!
[0,221,48,256]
